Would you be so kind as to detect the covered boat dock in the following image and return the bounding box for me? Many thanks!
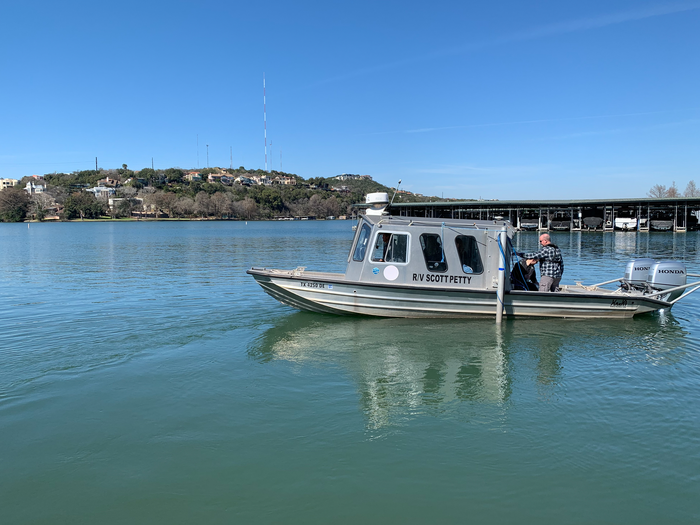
[386,197,700,232]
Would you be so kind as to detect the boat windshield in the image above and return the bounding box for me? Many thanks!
[352,222,373,262]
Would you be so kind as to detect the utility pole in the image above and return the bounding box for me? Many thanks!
[95,157,98,172]
[206,145,209,168]
[264,73,267,172]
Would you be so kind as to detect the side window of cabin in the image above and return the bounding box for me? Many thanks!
[371,233,408,263]
[455,235,483,274]
[420,233,447,272]
[352,223,372,262]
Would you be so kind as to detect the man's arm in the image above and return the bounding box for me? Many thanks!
[518,248,544,260]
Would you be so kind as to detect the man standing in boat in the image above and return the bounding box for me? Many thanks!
[517,234,564,292]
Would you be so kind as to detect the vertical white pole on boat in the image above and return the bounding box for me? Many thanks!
[496,228,507,323]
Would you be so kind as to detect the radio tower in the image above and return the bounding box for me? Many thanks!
[263,73,267,172]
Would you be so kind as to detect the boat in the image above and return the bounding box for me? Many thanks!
[582,216,603,230]
[248,193,700,320]
[518,217,539,231]
[649,210,674,231]
[650,219,673,231]
[550,211,571,231]
[614,217,638,231]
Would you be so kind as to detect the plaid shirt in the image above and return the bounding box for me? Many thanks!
[521,244,564,278]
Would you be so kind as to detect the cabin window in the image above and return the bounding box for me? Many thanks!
[455,235,483,274]
[352,223,373,262]
[420,233,447,272]
[371,232,408,263]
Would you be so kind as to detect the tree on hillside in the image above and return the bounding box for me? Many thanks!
[116,197,140,218]
[63,192,105,220]
[118,164,134,179]
[648,184,669,198]
[153,191,177,217]
[307,194,325,217]
[31,193,54,220]
[0,186,30,222]
[174,196,195,217]
[233,197,257,220]
[324,196,340,217]
[255,187,284,214]
[210,192,233,218]
[684,180,700,197]
[164,168,183,183]
[666,181,680,198]
[195,192,211,218]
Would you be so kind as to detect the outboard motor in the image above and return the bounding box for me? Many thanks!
[646,261,687,302]
[623,258,656,290]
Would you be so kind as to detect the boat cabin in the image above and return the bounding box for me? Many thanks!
[345,213,514,292]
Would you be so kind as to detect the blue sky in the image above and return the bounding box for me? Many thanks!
[1,0,698,199]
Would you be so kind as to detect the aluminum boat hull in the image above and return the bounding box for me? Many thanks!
[248,268,671,319]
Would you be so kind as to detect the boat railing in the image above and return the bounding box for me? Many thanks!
[578,274,700,304]
[647,279,700,303]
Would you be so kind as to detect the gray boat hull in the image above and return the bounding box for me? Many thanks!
[248,268,671,319]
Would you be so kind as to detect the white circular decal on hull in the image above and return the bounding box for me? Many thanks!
[383,265,399,281]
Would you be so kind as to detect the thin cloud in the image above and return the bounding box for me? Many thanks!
[543,118,700,140]
[481,1,700,45]
[363,108,700,136]
[414,164,556,176]
[313,2,700,86]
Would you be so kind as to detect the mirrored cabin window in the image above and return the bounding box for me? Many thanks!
[371,233,408,263]
[455,235,483,274]
[420,233,447,272]
[353,223,373,262]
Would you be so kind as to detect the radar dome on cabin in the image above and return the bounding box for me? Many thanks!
[365,192,390,216]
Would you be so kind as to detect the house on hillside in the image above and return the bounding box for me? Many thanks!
[24,181,45,195]
[251,175,272,186]
[234,176,252,186]
[86,186,116,198]
[274,176,296,185]
[0,178,18,190]
[97,177,118,187]
[334,174,373,181]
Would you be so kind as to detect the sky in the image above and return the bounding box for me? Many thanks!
[1,0,698,200]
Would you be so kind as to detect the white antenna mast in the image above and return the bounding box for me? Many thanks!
[389,179,402,207]
[263,73,267,172]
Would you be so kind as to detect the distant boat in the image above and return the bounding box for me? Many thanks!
[614,218,638,231]
[650,220,673,231]
[550,221,570,231]
[583,217,603,230]
[519,219,538,231]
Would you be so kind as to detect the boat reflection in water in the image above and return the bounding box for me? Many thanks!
[248,311,688,429]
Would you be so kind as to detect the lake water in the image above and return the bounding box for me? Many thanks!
[1,221,699,524]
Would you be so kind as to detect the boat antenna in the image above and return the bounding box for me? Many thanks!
[389,179,402,208]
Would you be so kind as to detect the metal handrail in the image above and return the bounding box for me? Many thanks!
[589,277,624,287]
[646,279,700,298]
[669,283,700,305]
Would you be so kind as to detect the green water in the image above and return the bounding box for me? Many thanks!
[1,222,699,523]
